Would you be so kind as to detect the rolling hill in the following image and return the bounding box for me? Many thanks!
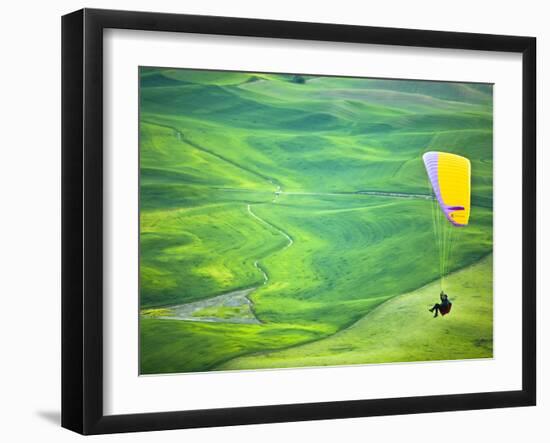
[139,67,493,374]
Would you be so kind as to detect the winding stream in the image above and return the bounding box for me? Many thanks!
[247,204,293,250]
[156,287,260,324]
[153,201,293,324]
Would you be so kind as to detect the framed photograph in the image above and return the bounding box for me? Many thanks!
[62,8,536,435]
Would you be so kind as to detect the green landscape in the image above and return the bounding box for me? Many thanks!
[139,67,493,375]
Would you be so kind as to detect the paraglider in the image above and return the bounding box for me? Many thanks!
[429,291,452,317]
[423,151,471,316]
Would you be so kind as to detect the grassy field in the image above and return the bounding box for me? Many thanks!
[139,67,493,374]
[220,255,493,370]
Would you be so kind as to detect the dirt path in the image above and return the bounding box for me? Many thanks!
[217,187,432,201]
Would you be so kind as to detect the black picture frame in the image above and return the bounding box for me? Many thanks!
[62,8,536,435]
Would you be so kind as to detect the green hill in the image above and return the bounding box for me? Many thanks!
[220,255,493,370]
[139,67,493,374]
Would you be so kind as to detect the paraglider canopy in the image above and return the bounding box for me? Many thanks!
[423,151,471,291]
[423,151,471,227]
